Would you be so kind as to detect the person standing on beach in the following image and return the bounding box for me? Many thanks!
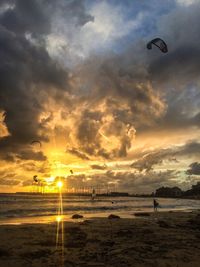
[91,188,96,201]
[153,199,159,212]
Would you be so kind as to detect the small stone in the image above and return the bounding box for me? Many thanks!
[72,214,84,219]
[108,214,120,219]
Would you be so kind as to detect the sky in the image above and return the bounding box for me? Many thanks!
[0,0,200,193]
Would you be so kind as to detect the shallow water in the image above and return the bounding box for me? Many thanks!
[0,193,199,224]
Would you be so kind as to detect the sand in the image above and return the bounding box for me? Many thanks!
[0,211,200,267]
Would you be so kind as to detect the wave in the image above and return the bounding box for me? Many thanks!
[1,195,199,220]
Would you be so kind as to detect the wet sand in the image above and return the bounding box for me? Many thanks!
[0,211,200,267]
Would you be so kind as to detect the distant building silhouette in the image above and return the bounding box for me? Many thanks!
[184,182,200,197]
[110,192,129,197]
[155,186,183,198]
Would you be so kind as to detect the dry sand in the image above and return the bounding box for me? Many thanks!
[0,211,200,267]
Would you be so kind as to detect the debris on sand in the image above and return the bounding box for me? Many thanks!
[72,214,84,219]
[108,214,120,219]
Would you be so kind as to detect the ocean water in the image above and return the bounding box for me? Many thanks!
[0,193,200,224]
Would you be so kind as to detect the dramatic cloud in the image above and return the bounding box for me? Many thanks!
[131,141,200,172]
[150,2,200,87]
[67,148,90,160]
[46,1,144,65]
[64,52,166,159]
[141,1,200,132]
[0,0,68,162]
[0,168,20,186]
[62,169,179,194]
[0,0,200,192]
[90,164,107,170]
[0,178,20,186]
[186,162,200,175]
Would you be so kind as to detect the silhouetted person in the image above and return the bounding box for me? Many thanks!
[153,199,159,212]
[91,188,96,201]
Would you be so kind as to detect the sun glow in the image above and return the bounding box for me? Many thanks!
[56,181,63,189]
[56,215,63,222]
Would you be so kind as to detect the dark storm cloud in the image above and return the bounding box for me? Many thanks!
[149,2,200,84]
[68,2,200,157]
[70,55,165,159]
[176,141,200,157]
[131,150,166,172]
[42,0,94,27]
[131,141,200,172]
[67,148,90,160]
[145,2,200,130]
[21,161,50,173]
[59,0,94,26]
[186,162,200,175]
[81,2,200,142]
[90,56,165,129]
[0,168,20,185]
[0,0,50,35]
[71,17,200,158]
[0,0,97,163]
[1,0,200,168]
[0,0,93,35]
[133,2,200,132]
[73,109,122,159]
[0,0,68,161]
[17,150,47,161]
[90,164,107,170]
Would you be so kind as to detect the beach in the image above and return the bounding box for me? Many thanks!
[0,211,200,267]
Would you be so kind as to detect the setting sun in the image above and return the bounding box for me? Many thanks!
[56,181,63,189]
[56,215,63,222]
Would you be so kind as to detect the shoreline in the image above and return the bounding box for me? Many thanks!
[1,192,200,200]
[0,211,200,267]
[0,208,198,226]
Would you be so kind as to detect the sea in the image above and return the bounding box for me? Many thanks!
[0,193,200,225]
